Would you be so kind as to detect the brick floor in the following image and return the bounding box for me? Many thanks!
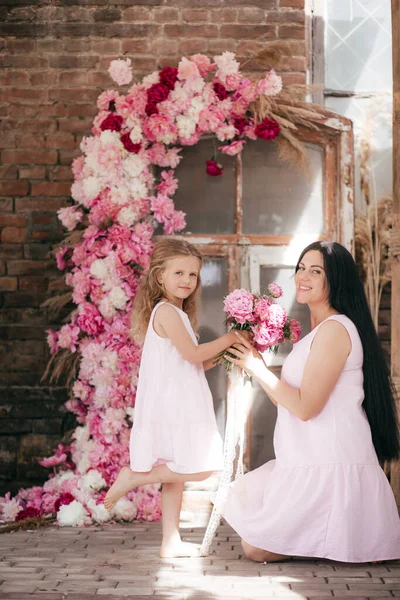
[0,512,399,600]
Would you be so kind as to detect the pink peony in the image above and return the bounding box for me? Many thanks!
[108,58,133,86]
[268,282,283,298]
[190,54,214,76]
[223,288,255,324]
[58,206,83,231]
[258,69,283,96]
[143,114,177,144]
[178,56,200,81]
[76,302,104,336]
[154,170,178,196]
[265,303,286,328]
[150,194,174,223]
[254,298,272,321]
[40,444,68,468]
[57,324,80,352]
[288,318,302,343]
[251,323,282,350]
[97,89,120,111]
[163,210,186,235]
[46,329,59,355]
[214,51,240,84]
[219,140,245,156]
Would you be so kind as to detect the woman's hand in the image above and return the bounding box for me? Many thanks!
[225,333,267,378]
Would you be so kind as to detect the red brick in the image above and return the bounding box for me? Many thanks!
[153,7,180,22]
[30,71,58,86]
[49,55,99,69]
[267,9,305,22]
[19,276,48,293]
[281,71,306,85]
[151,38,179,56]
[6,39,35,54]
[237,40,266,56]
[63,39,91,53]
[48,87,100,103]
[0,87,46,104]
[50,166,73,181]
[164,24,219,38]
[0,104,9,117]
[220,24,276,38]
[91,39,121,54]
[121,6,149,20]
[65,104,97,118]
[9,104,40,118]
[237,8,267,23]
[208,39,237,54]
[59,118,93,133]
[280,0,304,6]
[0,214,26,228]
[8,260,54,276]
[0,165,18,179]
[31,182,71,197]
[93,7,121,22]
[59,149,81,165]
[1,227,25,243]
[211,8,237,22]
[37,103,68,118]
[0,261,5,276]
[87,71,112,87]
[121,39,150,54]
[106,22,160,37]
[0,199,13,212]
[31,231,56,241]
[1,150,58,165]
[59,70,88,85]
[182,9,210,22]
[15,198,66,212]
[0,55,49,69]
[0,132,17,149]
[17,134,46,150]
[2,118,57,133]
[178,39,207,54]
[0,277,17,291]
[45,134,76,149]
[19,166,46,179]
[278,24,305,38]
[0,181,29,196]
[36,39,63,53]
[0,70,30,86]
[63,6,93,22]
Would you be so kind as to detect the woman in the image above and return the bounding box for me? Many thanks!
[223,241,400,563]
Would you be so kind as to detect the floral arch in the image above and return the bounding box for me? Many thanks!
[0,52,343,526]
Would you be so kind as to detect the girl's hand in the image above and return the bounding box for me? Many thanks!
[225,333,267,378]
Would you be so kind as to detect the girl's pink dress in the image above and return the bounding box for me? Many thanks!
[130,302,223,474]
[223,314,400,562]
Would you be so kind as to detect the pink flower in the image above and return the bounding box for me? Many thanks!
[120,133,141,153]
[288,318,302,343]
[77,303,104,336]
[213,82,229,101]
[225,72,243,91]
[219,140,245,156]
[100,113,124,132]
[143,114,177,144]
[108,58,133,86]
[58,324,80,352]
[214,51,240,84]
[15,507,42,522]
[97,89,120,111]
[163,210,186,235]
[251,323,282,350]
[150,194,174,223]
[58,206,83,231]
[40,445,68,468]
[223,289,255,324]
[46,329,59,355]
[155,170,178,196]
[258,69,283,96]
[54,493,75,514]
[206,159,223,176]
[159,66,178,90]
[268,282,283,298]
[265,303,286,329]
[190,54,214,76]
[254,298,272,321]
[71,156,85,180]
[178,56,200,81]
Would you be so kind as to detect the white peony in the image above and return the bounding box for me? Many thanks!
[100,130,122,147]
[85,154,101,175]
[98,296,117,320]
[123,154,147,178]
[109,185,130,206]
[142,71,161,89]
[176,115,197,139]
[117,206,139,227]
[73,425,90,449]
[109,287,129,310]
[81,469,106,492]
[90,258,108,281]
[129,125,143,143]
[76,453,92,475]
[111,497,137,521]
[87,499,111,524]
[2,497,22,521]
[126,406,135,423]
[57,500,91,527]
[188,97,205,120]
[128,179,148,200]
[83,176,102,201]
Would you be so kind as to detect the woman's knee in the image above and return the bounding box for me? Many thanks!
[193,471,213,481]
[241,540,265,562]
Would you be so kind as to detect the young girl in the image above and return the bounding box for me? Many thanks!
[104,239,242,557]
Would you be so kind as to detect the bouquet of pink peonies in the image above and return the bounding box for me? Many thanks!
[215,283,302,371]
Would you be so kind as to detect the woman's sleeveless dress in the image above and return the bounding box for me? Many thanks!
[223,314,400,562]
[130,302,223,474]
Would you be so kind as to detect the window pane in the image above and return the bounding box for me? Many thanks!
[260,265,310,362]
[242,140,324,235]
[199,258,228,436]
[171,137,236,234]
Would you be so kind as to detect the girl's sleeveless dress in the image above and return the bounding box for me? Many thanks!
[130,302,223,474]
[223,314,400,562]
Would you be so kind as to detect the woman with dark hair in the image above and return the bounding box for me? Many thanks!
[223,241,400,563]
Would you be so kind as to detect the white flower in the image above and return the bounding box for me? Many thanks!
[98,296,117,320]
[73,425,90,447]
[117,206,139,227]
[57,500,91,527]
[214,51,240,83]
[87,499,111,524]
[170,82,190,104]
[2,498,22,522]
[81,469,106,492]
[142,71,161,89]
[176,115,197,139]
[123,155,147,178]
[188,97,205,120]
[109,287,129,310]
[90,258,108,281]
[100,130,122,147]
[126,406,135,423]
[109,185,130,206]
[128,179,148,200]
[85,154,101,175]
[76,448,94,475]
[129,125,143,144]
[83,176,102,202]
[70,181,85,204]
[216,124,236,141]
[111,497,137,521]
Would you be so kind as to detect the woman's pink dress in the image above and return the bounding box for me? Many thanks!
[223,314,400,562]
[130,302,223,474]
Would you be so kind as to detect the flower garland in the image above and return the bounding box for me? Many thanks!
[0,52,283,527]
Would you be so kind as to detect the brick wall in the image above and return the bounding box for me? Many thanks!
[0,0,306,492]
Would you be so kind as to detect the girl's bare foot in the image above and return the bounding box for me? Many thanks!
[104,466,138,511]
[160,539,200,558]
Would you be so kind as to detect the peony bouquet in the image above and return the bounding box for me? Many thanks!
[216,283,301,371]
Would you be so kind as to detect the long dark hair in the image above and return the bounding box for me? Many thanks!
[296,240,399,462]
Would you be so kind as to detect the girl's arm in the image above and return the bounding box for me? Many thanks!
[226,321,351,421]
[155,304,237,365]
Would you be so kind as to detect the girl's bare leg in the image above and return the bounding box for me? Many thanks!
[104,465,212,511]
[241,540,290,563]
[159,482,198,558]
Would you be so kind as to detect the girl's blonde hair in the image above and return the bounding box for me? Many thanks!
[130,239,203,342]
